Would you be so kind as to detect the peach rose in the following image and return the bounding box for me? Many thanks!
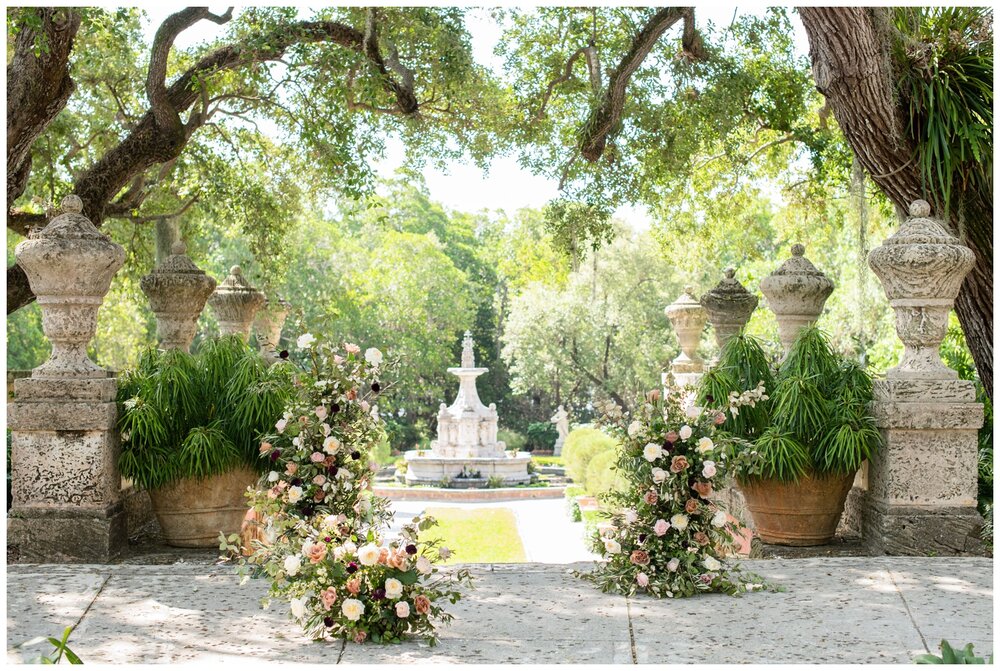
[692,481,713,498]
[693,531,710,546]
[313,490,326,502]
[353,631,367,643]
[306,542,327,564]
[285,462,298,476]
[346,577,361,595]
[378,547,391,565]
[685,498,700,514]
[665,430,679,444]
[646,389,661,402]
[630,550,650,566]
[313,474,326,486]
[345,343,361,354]
[321,586,337,610]
[259,441,272,455]
[413,594,431,615]
[670,455,689,473]
[346,388,358,401]
[643,490,659,505]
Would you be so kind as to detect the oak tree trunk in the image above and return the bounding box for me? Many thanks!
[799,7,993,398]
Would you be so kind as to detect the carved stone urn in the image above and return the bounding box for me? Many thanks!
[207,265,265,339]
[700,267,759,349]
[14,195,125,378]
[760,244,833,353]
[868,200,975,380]
[254,296,291,361]
[664,286,708,387]
[140,241,217,352]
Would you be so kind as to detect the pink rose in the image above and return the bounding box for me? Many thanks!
[665,430,679,444]
[312,474,326,486]
[345,343,361,354]
[315,406,329,421]
[702,462,717,478]
[653,519,670,536]
[321,586,337,610]
[630,550,650,566]
[636,572,649,587]
[353,631,367,643]
[395,601,410,618]
[333,355,345,365]
[643,490,658,505]
[714,412,727,425]
[285,462,298,476]
[310,452,325,463]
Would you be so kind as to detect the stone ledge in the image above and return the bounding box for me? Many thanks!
[862,500,986,556]
[8,401,117,431]
[8,506,127,563]
[871,401,984,430]
[13,376,118,402]
[874,378,977,402]
[374,486,565,502]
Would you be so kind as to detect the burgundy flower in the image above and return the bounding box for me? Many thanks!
[324,616,334,627]
[351,451,361,460]
[270,450,281,462]
[372,587,386,601]
[324,536,332,543]
[291,478,303,487]
[327,465,340,476]
[371,382,381,393]
[405,544,417,555]
[330,403,341,414]
[279,350,289,359]
[346,562,358,574]
[638,533,647,543]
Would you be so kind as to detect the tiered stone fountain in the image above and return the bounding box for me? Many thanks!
[404,331,531,486]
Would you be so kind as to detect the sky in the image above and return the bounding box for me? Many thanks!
[142,5,811,223]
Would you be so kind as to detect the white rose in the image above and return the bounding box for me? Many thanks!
[667,558,681,572]
[297,333,316,349]
[322,514,339,530]
[702,461,717,478]
[332,546,347,561]
[292,436,301,447]
[267,470,280,483]
[670,513,689,531]
[651,467,667,484]
[364,347,383,366]
[697,436,714,453]
[357,543,380,566]
[343,540,357,554]
[321,422,331,436]
[395,601,410,618]
[283,555,301,576]
[703,556,722,572]
[290,596,307,619]
[712,509,728,528]
[627,421,644,438]
[384,578,404,599]
[286,486,303,504]
[415,556,433,575]
[623,509,638,525]
[341,598,365,622]
[275,418,288,433]
[604,538,622,554]
[685,403,702,419]
[679,425,693,441]
[323,436,341,454]
[642,442,662,462]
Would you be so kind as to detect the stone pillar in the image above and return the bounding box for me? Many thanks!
[140,241,217,352]
[253,296,291,362]
[664,286,707,389]
[700,267,759,350]
[864,200,984,555]
[7,195,128,562]
[207,265,265,340]
[760,244,833,354]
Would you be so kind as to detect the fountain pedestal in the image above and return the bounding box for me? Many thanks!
[405,331,531,486]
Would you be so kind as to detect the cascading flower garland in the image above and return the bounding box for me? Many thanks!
[580,386,771,598]
[223,335,471,645]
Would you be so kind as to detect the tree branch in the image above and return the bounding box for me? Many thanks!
[535,47,587,121]
[579,7,699,162]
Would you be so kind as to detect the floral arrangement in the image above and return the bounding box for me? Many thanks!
[580,386,769,598]
[223,334,472,645]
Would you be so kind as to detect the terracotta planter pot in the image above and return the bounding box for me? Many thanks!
[149,466,259,547]
[738,471,856,546]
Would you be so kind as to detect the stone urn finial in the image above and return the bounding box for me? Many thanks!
[760,243,834,353]
[868,200,975,380]
[254,296,292,361]
[460,330,475,368]
[14,195,126,378]
[701,267,759,348]
[664,286,708,385]
[207,264,266,339]
[140,240,217,352]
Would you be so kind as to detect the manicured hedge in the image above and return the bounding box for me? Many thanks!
[563,427,618,489]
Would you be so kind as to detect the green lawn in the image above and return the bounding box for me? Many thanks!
[531,455,565,467]
[423,507,527,564]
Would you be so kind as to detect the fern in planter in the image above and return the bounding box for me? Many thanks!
[698,327,881,482]
[117,335,294,490]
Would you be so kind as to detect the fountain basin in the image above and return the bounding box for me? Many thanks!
[403,450,532,487]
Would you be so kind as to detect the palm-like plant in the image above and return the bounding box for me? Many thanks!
[699,327,881,482]
[117,336,294,490]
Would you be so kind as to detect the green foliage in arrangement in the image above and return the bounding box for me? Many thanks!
[914,639,991,664]
[562,427,618,488]
[699,327,881,482]
[116,336,294,490]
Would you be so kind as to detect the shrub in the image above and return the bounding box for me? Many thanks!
[563,427,617,487]
[497,429,527,452]
[585,448,626,497]
[525,421,558,452]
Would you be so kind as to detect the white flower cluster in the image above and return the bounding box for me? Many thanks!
[727,381,768,417]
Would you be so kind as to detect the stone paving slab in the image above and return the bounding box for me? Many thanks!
[6,557,993,664]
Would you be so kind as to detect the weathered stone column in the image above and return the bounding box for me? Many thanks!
[760,244,833,354]
[253,296,291,362]
[207,265,265,340]
[664,287,707,389]
[700,267,759,350]
[7,195,127,562]
[864,200,984,555]
[140,241,217,352]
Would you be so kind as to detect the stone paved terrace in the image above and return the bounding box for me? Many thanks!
[6,557,993,664]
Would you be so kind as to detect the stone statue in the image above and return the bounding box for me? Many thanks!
[550,405,570,456]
